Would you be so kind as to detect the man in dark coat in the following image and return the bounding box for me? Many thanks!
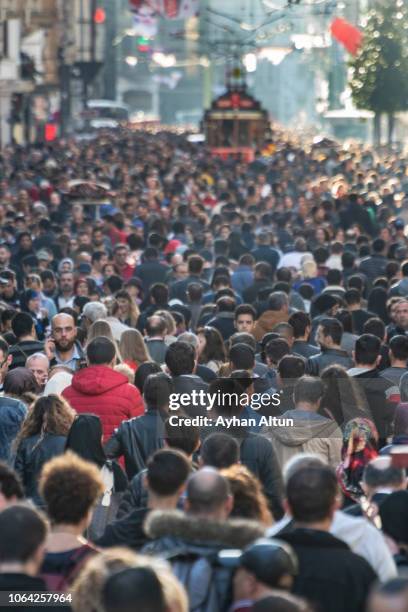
[133,247,169,293]
[278,464,377,612]
[348,334,395,445]
[105,372,172,479]
[169,254,210,303]
[307,317,353,376]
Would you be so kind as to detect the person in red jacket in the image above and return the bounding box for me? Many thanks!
[63,336,144,441]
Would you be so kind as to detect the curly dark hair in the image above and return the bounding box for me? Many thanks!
[39,451,103,525]
[14,394,76,450]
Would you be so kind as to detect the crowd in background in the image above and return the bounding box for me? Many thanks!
[0,130,408,610]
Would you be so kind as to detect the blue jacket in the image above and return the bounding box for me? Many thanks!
[0,396,27,464]
[232,265,254,296]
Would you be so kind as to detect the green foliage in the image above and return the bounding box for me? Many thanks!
[349,0,408,114]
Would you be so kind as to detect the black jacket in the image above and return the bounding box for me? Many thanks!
[201,426,284,520]
[206,312,236,341]
[351,309,375,335]
[104,408,166,479]
[242,280,273,305]
[170,275,210,303]
[96,507,150,550]
[14,433,67,506]
[278,528,377,612]
[117,469,149,518]
[196,364,216,383]
[292,340,320,359]
[307,348,353,376]
[133,260,169,293]
[172,375,209,416]
[351,369,395,441]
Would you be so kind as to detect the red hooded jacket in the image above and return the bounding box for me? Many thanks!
[63,365,144,441]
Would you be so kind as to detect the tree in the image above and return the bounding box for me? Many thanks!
[349,0,408,144]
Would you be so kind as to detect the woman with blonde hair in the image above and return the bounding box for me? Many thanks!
[14,394,76,506]
[155,309,177,344]
[71,547,188,612]
[116,290,140,328]
[221,463,273,527]
[86,320,121,362]
[86,320,115,345]
[119,328,151,372]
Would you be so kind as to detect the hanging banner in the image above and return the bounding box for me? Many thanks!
[330,17,363,56]
[131,5,158,37]
[130,0,199,20]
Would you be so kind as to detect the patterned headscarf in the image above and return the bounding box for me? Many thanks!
[337,418,379,502]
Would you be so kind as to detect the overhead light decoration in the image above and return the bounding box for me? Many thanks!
[258,47,293,64]
[137,36,151,52]
[93,7,106,24]
[243,53,257,72]
[125,55,138,66]
[152,52,177,67]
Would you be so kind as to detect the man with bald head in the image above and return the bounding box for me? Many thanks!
[144,314,168,365]
[144,467,264,610]
[45,312,84,371]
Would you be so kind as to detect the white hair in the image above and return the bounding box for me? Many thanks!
[283,453,326,484]
[26,352,50,368]
[82,301,108,323]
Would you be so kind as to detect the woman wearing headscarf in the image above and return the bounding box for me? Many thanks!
[337,417,379,506]
[65,414,127,540]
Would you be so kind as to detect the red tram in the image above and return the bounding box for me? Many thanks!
[203,84,269,162]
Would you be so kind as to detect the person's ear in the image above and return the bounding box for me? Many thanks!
[360,481,368,496]
[375,355,382,367]
[225,494,234,516]
[283,498,291,516]
[6,355,12,367]
[32,544,46,573]
[352,350,355,363]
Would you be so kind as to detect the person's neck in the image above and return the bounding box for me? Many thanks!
[51,523,84,537]
[391,360,406,368]
[295,402,317,412]
[148,493,180,511]
[18,334,35,342]
[348,303,360,312]
[0,562,35,576]
[322,343,341,351]
[296,335,309,342]
[294,517,332,532]
[355,362,376,371]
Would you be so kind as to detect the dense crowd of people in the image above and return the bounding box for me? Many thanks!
[0,129,408,611]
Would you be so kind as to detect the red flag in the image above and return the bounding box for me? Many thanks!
[330,17,363,56]
[163,0,178,18]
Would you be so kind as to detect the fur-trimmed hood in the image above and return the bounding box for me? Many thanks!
[144,509,265,549]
